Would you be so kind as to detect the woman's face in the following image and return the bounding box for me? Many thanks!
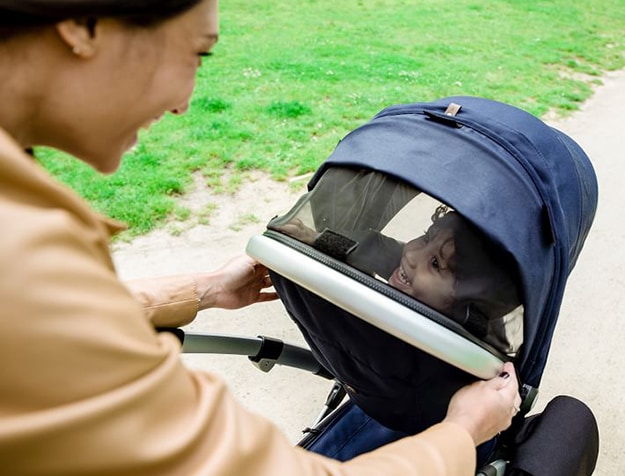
[387,225,457,313]
[48,0,218,172]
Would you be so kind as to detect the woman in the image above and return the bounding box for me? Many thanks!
[0,1,521,475]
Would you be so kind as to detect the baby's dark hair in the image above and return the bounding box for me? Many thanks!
[429,206,522,342]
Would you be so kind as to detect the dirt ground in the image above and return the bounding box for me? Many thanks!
[113,69,625,475]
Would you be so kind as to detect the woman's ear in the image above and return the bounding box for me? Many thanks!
[56,19,98,58]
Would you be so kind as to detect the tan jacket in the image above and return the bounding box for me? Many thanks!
[0,127,475,475]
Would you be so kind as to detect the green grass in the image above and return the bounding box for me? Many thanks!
[38,0,625,236]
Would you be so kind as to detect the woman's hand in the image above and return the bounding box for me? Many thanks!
[443,361,522,446]
[194,255,278,311]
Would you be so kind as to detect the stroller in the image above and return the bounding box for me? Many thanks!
[181,97,600,475]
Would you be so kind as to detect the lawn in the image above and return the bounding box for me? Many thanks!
[38,0,625,236]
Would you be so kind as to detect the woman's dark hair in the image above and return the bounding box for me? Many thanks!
[0,0,204,38]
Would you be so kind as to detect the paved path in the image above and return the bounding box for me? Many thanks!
[113,70,625,474]
[535,70,625,475]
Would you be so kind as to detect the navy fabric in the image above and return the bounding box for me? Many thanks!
[273,273,475,432]
[300,400,407,461]
[306,97,598,388]
[269,96,597,435]
[300,399,497,467]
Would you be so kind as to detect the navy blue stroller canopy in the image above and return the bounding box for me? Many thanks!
[247,96,597,434]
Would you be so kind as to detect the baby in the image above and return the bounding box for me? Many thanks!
[271,207,522,352]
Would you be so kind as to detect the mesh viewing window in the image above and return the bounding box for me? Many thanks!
[268,167,524,355]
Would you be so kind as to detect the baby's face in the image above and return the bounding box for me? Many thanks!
[387,226,456,313]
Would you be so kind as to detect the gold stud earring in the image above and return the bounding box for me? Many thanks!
[72,46,82,56]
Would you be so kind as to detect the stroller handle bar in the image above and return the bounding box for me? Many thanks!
[247,234,506,380]
[180,331,334,379]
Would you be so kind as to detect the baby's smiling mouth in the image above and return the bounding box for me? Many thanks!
[398,265,411,286]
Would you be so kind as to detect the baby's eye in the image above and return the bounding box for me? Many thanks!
[431,257,440,270]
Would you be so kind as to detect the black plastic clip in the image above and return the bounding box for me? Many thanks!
[248,336,284,373]
[520,383,539,414]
